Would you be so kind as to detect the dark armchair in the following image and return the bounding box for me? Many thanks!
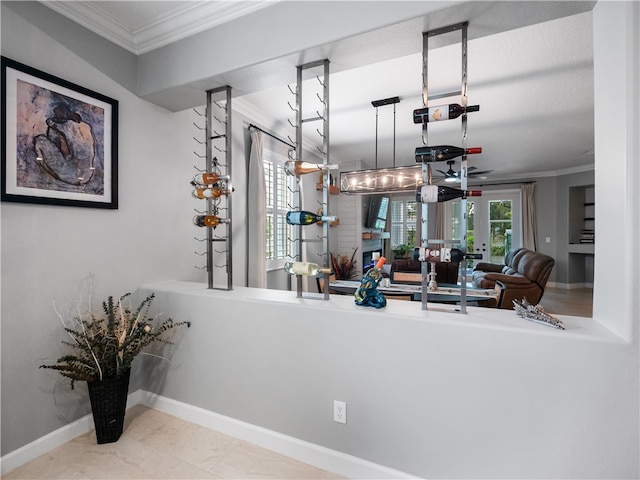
[472,248,555,309]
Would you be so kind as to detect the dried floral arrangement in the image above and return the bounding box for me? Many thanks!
[330,248,359,280]
[40,292,190,389]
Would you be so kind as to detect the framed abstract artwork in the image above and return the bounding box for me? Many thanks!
[1,56,118,209]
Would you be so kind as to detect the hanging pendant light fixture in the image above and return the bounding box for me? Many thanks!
[340,96,423,194]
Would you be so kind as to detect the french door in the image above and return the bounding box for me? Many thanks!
[451,190,521,265]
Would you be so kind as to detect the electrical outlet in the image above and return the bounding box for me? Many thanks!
[334,400,347,424]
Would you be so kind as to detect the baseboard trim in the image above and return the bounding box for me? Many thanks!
[139,391,418,479]
[2,390,417,480]
[547,281,594,290]
[0,389,145,476]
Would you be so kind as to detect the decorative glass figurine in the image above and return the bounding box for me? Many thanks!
[354,257,387,309]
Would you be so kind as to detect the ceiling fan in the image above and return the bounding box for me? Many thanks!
[436,160,494,183]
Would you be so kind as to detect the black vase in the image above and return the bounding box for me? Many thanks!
[87,369,131,444]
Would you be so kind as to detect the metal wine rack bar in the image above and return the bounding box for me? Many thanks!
[420,22,469,312]
[201,85,232,290]
[290,59,331,299]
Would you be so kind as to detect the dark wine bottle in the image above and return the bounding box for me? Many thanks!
[449,249,483,262]
[413,104,479,123]
[413,247,483,262]
[415,145,482,163]
[286,210,336,225]
[416,185,482,203]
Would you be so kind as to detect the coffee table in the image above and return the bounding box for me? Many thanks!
[328,280,502,305]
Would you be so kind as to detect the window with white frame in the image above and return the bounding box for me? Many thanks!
[390,196,418,250]
[264,149,295,270]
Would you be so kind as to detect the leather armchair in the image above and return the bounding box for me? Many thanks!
[472,248,555,309]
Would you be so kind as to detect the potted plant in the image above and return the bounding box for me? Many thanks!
[392,243,413,259]
[330,248,359,280]
[40,292,190,444]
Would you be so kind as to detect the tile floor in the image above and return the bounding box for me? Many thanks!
[4,405,344,480]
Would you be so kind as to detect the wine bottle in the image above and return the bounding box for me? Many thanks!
[413,104,479,123]
[413,247,441,262]
[416,185,482,203]
[414,248,483,262]
[415,145,482,163]
[192,187,231,199]
[283,261,332,276]
[193,172,231,185]
[448,249,483,262]
[284,161,338,176]
[354,257,387,308]
[286,210,336,225]
[193,215,231,227]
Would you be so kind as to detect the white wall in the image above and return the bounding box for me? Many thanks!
[0,3,207,455]
[139,282,638,479]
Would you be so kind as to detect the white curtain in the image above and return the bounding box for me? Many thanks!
[521,183,537,250]
[247,130,266,287]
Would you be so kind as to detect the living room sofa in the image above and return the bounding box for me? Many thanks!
[471,248,555,309]
[390,259,459,285]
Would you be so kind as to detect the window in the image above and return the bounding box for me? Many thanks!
[390,196,418,249]
[264,149,295,270]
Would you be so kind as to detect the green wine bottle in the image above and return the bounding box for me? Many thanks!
[286,211,336,225]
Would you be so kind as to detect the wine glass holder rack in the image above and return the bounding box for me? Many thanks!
[192,86,233,290]
[288,59,332,300]
[420,22,470,313]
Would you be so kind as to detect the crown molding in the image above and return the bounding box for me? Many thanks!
[41,1,279,55]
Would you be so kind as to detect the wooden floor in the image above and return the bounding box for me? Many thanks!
[538,286,593,317]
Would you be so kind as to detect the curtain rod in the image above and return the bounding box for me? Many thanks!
[248,123,296,150]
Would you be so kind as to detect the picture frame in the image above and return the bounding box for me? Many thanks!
[1,56,118,209]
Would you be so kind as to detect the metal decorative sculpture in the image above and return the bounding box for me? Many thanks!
[513,298,565,330]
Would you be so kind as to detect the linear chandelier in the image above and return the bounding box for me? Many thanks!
[340,95,422,195]
[340,164,423,194]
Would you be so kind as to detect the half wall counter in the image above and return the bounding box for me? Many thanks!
[132,280,636,480]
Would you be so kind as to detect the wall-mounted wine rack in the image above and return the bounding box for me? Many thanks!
[420,23,470,312]
[288,59,332,299]
[192,86,233,290]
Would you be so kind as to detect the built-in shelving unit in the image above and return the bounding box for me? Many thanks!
[567,184,594,287]
[568,184,595,254]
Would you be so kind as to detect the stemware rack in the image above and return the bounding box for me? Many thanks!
[193,86,233,290]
